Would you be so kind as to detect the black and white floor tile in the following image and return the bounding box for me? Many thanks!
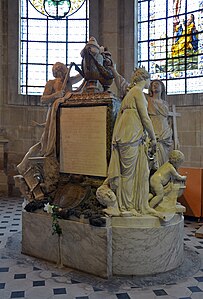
[0,197,203,299]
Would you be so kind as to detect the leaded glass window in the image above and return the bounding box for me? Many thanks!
[20,0,89,95]
[138,0,203,94]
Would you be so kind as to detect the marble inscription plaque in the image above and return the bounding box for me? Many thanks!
[60,106,107,176]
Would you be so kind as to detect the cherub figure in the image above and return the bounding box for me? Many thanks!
[149,150,186,209]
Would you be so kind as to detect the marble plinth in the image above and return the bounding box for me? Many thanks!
[22,211,184,278]
[22,211,112,278]
[112,214,184,276]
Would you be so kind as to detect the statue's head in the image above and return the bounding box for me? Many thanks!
[87,36,100,50]
[131,66,150,83]
[148,79,166,101]
[169,150,185,167]
[127,67,150,91]
[52,62,67,79]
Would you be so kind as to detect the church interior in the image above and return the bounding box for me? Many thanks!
[1,0,203,298]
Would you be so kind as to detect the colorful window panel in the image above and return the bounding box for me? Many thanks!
[138,0,203,94]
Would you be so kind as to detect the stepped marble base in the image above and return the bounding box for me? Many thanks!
[22,211,184,278]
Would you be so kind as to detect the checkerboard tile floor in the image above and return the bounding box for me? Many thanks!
[0,197,203,299]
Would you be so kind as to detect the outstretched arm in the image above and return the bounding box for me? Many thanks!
[70,73,83,85]
[170,165,187,181]
[109,65,129,98]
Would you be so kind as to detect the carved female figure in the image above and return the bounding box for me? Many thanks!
[107,67,157,216]
[146,79,173,168]
[109,64,173,169]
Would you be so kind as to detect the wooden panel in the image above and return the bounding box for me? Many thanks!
[59,106,107,177]
[178,167,203,217]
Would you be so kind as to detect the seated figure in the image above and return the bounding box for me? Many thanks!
[15,62,82,201]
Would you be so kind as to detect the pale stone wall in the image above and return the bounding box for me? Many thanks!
[168,94,203,168]
[0,0,202,195]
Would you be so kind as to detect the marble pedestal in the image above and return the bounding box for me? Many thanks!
[112,215,184,276]
[22,211,184,278]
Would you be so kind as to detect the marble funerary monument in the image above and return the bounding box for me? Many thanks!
[15,37,187,278]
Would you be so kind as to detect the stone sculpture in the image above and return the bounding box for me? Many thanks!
[14,62,82,201]
[99,67,161,217]
[96,180,120,216]
[15,37,188,278]
[149,150,186,213]
[146,79,173,169]
[108,63,129,99]
[80,36,114,91]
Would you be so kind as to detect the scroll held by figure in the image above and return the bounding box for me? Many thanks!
[108,63,173,169]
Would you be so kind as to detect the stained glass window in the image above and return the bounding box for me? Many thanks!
[138,0,203,94]
[29,0,85,18]
[20,0,89,95]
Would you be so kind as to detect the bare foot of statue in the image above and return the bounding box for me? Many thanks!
[121,209,141,217]
[130,209,141,216]
[121,211,134,217]
[143,206,165,220]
